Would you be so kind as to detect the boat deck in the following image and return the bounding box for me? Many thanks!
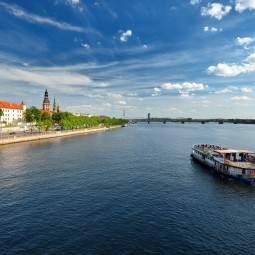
[223,159,255,169]
[193,144,226,153]
[193,144,255,170]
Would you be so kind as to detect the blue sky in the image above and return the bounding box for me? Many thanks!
[1,0,255,119]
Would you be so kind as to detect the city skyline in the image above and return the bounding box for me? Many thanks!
[0,0,255,118]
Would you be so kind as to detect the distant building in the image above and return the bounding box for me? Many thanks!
[56,100,60,113]
[0,101,26,123]
[42,89,51,113]
[53,97,57,113]
[148,113,150,123]
[42,89,60,114]
[73,113,92,117]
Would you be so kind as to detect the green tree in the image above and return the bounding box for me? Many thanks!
[25,106,42,122]
[36,121,45,133]
[25,106,43,133]
[0,108,3,122]
[41,112,51,121]
[44,119,53,131]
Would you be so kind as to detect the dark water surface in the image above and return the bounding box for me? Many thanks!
[1,123,255,255]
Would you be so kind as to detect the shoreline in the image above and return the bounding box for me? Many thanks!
[0,126,120,146]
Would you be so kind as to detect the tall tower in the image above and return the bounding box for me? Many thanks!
[42,89,51,112]
[148,113,150,123]
[57,100,61,113]
[53,96,57,113]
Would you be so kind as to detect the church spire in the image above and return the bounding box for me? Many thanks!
[53,96,57,112]
[57,100,61,112]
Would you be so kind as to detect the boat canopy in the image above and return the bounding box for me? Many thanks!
[214,149,255,154]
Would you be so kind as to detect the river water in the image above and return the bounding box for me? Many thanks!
[1,123,255,255]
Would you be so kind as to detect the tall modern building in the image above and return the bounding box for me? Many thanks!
[148,113,150,123]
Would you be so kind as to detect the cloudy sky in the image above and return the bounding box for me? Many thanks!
[1,0,255,119]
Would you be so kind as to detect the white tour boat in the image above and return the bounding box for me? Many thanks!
[191,144,255,185]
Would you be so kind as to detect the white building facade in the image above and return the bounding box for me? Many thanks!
[0,101,26,123]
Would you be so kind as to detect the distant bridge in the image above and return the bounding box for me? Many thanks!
[130,118,255,124]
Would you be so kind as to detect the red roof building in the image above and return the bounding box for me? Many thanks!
[0,101,26,123]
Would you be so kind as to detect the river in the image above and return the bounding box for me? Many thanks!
[1,123,255,255]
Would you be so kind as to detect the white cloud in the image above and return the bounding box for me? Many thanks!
[215,88,233,94]
[87,94,104,98]
[231,96,251,101]
[102,103,112,108]
[127,93,138,97]
[190,0,201,5]
[235,0,255,12]
[179,93,192,99]
[242,87,253,92]
[161,82,207,92]
[236,37,254,45]
[5,67,91,85]
[66,104,93,111]
[204,26,222,32]
[56,0,83,11]
[96,82,110,87]
[116,100,127,105]
[71,0,80,4]
[201,3,232,20]
[107,93,123,98]
[58,0,80,5]
[0,2,86,32]
[207,52,255,76]
[151,88,161,97]
[81,43,90,49]
[207,63,246,76]
[120,30,132,42]
[161,83,182,90]
[0,64,94,94]
[246,53,255,63]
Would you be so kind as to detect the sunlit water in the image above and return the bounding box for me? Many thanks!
[1,123,255,255]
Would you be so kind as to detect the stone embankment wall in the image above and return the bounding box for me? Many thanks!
[0,127,117,145]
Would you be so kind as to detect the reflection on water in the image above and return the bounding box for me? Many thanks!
[1,124,255,255]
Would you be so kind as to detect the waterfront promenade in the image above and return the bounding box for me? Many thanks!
[0,126,119,145]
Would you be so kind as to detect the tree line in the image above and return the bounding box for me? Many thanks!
[24,106,128,131]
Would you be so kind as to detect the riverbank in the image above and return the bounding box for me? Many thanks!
[0,126,120,145]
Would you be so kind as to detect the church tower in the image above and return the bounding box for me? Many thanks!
[57,100,61,113]
[42,89,51,112]
[53,96,57,113]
